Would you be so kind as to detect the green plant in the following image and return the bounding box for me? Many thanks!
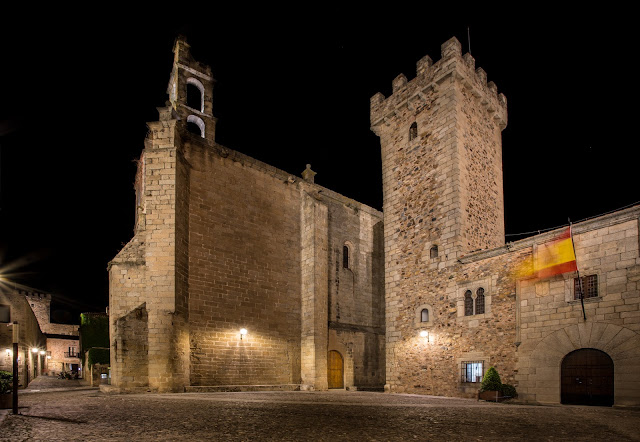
[79,313,109,354]
[480,366,502,392]
[500,383,518,398]
[0,370,12,394]
[87,348,110,368]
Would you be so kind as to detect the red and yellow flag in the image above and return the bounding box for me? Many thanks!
[534,227,578,279]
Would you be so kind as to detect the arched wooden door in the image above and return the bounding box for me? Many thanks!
[328,350,344,389]
[561,348,614,406]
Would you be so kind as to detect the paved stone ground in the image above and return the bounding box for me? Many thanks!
[20,375,93,393]
[1,388,639,441]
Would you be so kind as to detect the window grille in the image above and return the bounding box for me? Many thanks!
[475,288,485,315]
[574,274,598,299]
[464,291,473,316]
[461,361,484,383]
[421,309,429,322]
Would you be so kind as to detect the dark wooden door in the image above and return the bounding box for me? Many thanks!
[328,350,344,389]
[561,348,614,406]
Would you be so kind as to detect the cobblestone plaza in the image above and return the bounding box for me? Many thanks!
[2,389,639,441]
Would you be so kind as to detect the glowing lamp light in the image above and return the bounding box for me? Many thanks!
[31,347,39,353]
[240,328,248,340]
[5,348,11,357]
[419,330,429,338]
[46,355,51,359]
[40,350,46,355]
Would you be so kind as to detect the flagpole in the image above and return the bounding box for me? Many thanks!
[569,219,587,321]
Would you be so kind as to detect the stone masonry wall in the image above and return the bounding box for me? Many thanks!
[108,236,146,389]
[370,37,508,395]
[46,337,80,374]
[0,289,47,387]
[23,292,79,336]
[300,189,328,390]
[457,71,505,252]
[515,210,640,405]
[184,139,302,386]
[113,304,149,388]
[326,198,385,388]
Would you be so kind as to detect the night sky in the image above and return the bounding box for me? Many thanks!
[0,8,636,320]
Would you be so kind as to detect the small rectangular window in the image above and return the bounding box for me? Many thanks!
[0,305,10,323]
[574,275,598,299]
[461,361,484,383]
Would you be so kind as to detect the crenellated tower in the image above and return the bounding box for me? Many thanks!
[370,37,508,392]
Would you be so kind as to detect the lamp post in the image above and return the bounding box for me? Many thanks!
[12,322,19,414]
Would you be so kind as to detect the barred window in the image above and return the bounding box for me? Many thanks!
[0,304,9,323]
[464,290,473,316]
[475,288,485,315]
[409,122,418,141]
[574,275,598,299]
[421,308,429,322]
[461,361,484,383]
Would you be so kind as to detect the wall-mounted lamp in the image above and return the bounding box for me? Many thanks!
[40,350,46,355]
[419,330,429,338]
[240,328,248,340]
[5,348,11,358]
[46,355,51,360]
[31,347,39,354]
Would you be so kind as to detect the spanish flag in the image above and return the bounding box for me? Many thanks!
[534,227,578,279]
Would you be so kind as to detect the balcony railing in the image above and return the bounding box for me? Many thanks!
[64,352,78,358]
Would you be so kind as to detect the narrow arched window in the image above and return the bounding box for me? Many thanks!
[430,245,438,259]
[421,308,429,322]
[475,288,485,315]
[409,122,418,141]
[464,290,473,316]
[186,77,205,112]
[343,244,350,269]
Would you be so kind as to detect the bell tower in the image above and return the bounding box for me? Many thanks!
[370,37,508,392]
[167,35,217,143]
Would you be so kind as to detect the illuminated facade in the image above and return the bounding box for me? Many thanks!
[370,37,640,406]
[108,37,384,393]
[108,36,640,406]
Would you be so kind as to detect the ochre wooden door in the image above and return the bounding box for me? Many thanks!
[328,350,344,389]
[561,348,614,406]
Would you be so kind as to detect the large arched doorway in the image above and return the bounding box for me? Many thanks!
[328,350,344,389]
[561,348,614,406]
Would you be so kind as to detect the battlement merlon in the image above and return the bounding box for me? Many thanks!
[370,36,508,134]
[22,291,52,302]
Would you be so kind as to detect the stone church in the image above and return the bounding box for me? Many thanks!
[108,36,640,406]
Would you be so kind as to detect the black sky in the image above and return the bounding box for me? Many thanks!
[0,7,637,318]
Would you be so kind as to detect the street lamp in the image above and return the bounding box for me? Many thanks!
[12,322,19,414]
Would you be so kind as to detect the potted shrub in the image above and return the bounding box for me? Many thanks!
[0,370,12,409]
[500,383,518,399]
[478,366,503,402]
